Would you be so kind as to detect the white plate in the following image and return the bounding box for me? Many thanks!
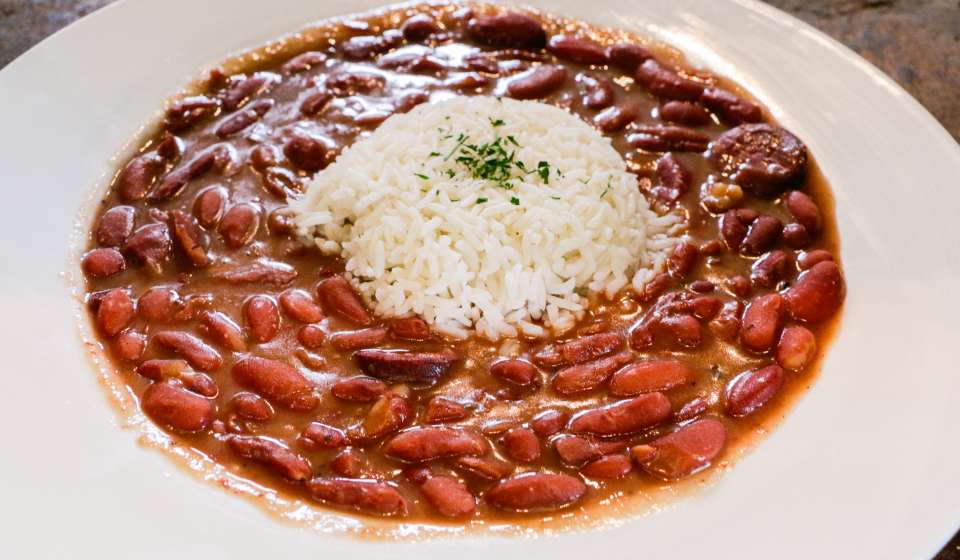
[1,0,958,558]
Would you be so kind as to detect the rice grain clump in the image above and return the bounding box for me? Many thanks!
[292,96,684,340]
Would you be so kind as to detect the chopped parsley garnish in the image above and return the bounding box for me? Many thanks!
[414,172,429,180]
[600,177,613,199]
[428,151,441,158]
[489,118,505,127]
[537,161,551,184]
[510,196,520,206]
[476,197,488,204]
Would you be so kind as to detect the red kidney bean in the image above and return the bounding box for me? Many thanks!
[552,434,628,465]
[353,110,392,128]
[690,295,722,321]
[307,477,407,516]
[453,455,515,480]
[278,289,323,323]
[701,87,763,124]
[136,359,189,381]
[725,365,785,417]
[226,435,312,482]
[490,358,538,386]
[326,70,386,96]
[316,275,372,325]
[232,356,317,410]
[360,394,412,439]
[727,276,751,299]
[581,453,632,480]
[354,349,458,386]
[296,324,325,349]
[215,98,274,137]
[552,352,632,395]
[667,241,699,279]
[627,125,710,152]
[673,397,709,422]
[260,166,304,199]
[751,250,790,288]
[82,248,126,278]
[502,427,540,463]
[784,261,845,323]
[387,317,431,341]
[635,59,705,100]
[342,35,391,60]
[690,280,716,293]
[547,35,607,65]
[531,409,568,438]
[568,393,671,436]
[776,325,817,371]
[609,359,694,396]
[113,329,146,362]
[281,51,327,74]
[709,123,808,195]
[299,422,347,450]
[244,295,280,343]
[141,381,214,432]
[330,327,388,350]
[420,475,476,518]
[300,88,333,116]
[424,396,468,424]
[218,203,260,248]
[463,51,500,74]
[711,300,743,341]
[192,185,227,228]
[96,288,134,337]
[656,313,703,348]
[328,449,362,477]
[199,310,246,352]
[741,215,783,256]
[331,376,387,403]
[506,65,567,100]
[221,72,280,111]
[231,392,274,421]
[383,426,488,462]
[267,207,295,237]
[445,72,491,90]
[651,153,692,203]
[640,418,727,479]
[797,249,834,270]
[606,43,653,72]
[740,293,785,353]
[487,472,586,512]
[467,12,546,49]
[153,331,222,371]
[150,144,230,201]
[137,287,180,322]
[782,223,811,248]
[636,272,671,306]
[165,95,220,131]
[533,332,623,368]
[378,48,446,74]
[123,223,171,273]
[117,152,166,202]
[659,100,712,126]
[401,13,440,41]
[719,208,755,250]
[579,74,614,109]
[394,89,431,113]
[284,131,330,172]
[594,101,641,133]
[404,465,434,486]
[784,190,821,233]
[169,210,209,267]
[96,206,135,247]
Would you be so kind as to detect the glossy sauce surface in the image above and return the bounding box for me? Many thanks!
[81,2,844,528]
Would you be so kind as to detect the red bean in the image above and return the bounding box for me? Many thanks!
[568,393,672,436]
[711,300,743,341]
[153,331,222,372]
[628,125,710,152]
[547,35,607,65]
[639,418,727,479]
[719,208,756,250]
[117,152,165,202]
[783,223,811,248]
[387,317,431,341]
[401,13,440,41]
[123,223,171,273]
[655,314,703,348]
[141,381,214,432]
[354,349,458,386]
[218,203,260,248]
[300,88,333,116]
[581,454,632,480]
[668,241,699,279]
[221,72,280,111]
[467,13,547,50]
[610,359,694,396]
[342,35,392,60]
[725,365,785,417]
[421,475,477,518]
[784,261,845,323]
[165,95,220,131]
[113,329,146,362]
[533,332,623,368]
[776,325,817,371]
[552,352,632,395]
[331,376,387,403]
[96,288,134,337]
[82,248,126,278]
[423,396,468,424]
[659,100,712,126]
[530,410,568,438]
[169,210,209,267]
[797,249,834,270]
[215,98,274,137]
[281,51,327,74]
[307,477,407,516]
[297,324,325,349]
[316,275,372,325]
[231,392,274,421]
[326,70,386,96]
[606,43,653,72]
[383,426,488,462]
[552,434,628,465]
[594,101,641,133]
[784,190,822,233]
[635,59,704,100]
[453,455,515,480]
[502,427,540,463]
[487,472,586,512]
[199,310,246,352]
[330,327,388,351]
[701,87,763,124]
[299,422,347,449]
[579,74,614,109]
[740,293,785,353]
[232,356,317,411]
[275,289,322,323]
[751,250,790,289]
[690,295,723,321]
[393,89,431,113]
[284,131,330,172]
[673,397,709,422]
[490,358,538,386]
[192,185,228,228]
[652,153,692,203]
[96,206,135,247]
[137,287,181,322]
[360,394,412,439]
[244,295,280,343]
[741,215,783,256]
[329,449,363,477]
[226,435,311,481]
[506,65,567,100]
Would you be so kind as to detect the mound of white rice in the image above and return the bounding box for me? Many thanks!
[291,96,684,340]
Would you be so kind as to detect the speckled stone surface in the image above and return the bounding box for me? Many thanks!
[1,0,958,556]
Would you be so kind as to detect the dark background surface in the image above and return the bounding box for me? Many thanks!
[1,0,958,556]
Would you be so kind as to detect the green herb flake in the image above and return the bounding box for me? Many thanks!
[489,118,506,127]
[537,161,551,184]
[428,151,441,158]
[414,172,429,180]
[510,196,520,206]
[550,195,562,200]
[476,197,488,204]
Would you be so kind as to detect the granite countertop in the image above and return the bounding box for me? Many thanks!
[1,0,958,556]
